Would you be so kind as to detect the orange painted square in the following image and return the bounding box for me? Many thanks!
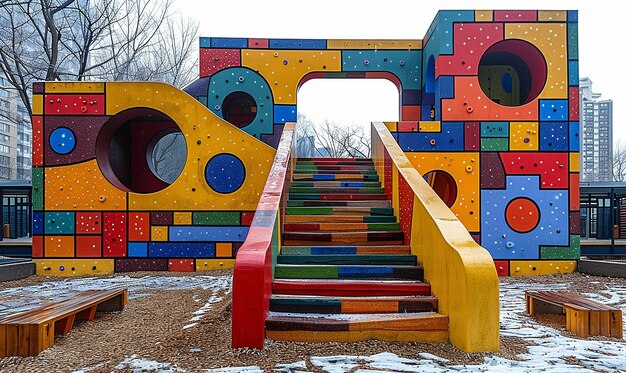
[216,242,232,257]
[76,236,102,257]
[401,105,420,121]
[129,212,150,241]
[44,236,74,257]
[76,212,102,234]
[32,235,44,258]
[32,116,43,166]
[168,259,195,272]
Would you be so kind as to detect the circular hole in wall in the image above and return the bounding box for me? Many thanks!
[96,108,187,194]
[423,170,457,207]
[222,91,257,128]
[478,39,547,106]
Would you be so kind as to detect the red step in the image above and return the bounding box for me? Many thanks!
[272,279,431,296]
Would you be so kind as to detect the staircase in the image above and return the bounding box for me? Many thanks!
[265,158,449,343]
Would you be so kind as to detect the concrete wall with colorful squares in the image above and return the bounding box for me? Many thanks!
[32,82,275,276]
[185,9,580,276]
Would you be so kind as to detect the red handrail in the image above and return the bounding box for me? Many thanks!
[231,122,295,349]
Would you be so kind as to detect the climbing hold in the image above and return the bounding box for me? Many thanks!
[465,165,473,172]
[523,137,530,143]
[466,106,474,113]
[59,265,65,271]
[429,139,436,146]
[273,52,279,57]
[215,105,221,111]
[98,195,106,202]
[399,60,405,66]
[283,60,288,65]
[506,241,515,248]
[80,106,87,112]
[364,60,369,66]
[238,76,245,82]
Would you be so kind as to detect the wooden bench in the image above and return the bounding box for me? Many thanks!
[0,288,127,357]
[526,290,622,338]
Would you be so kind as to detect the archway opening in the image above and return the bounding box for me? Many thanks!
[297,78,399,158]
[96,108,187,194]
[478,39,547,106]
[222,91,257,128]
[423,170,457,207]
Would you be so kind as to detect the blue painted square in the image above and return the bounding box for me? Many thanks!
[199,37,211,48]
[569,60,579,85]
[397,122,464,151]
[540,122,569,151]
[568,10,578,22]
[269,39,326,49]
[33,212,44,235]
[45,212,74,234]
[169,226,249,242]
[480,122,509,138]
[128,242,148,257]
[436,76,455,99]
[338,266,393,278]
[311,246,357,255]
[392,132,399,141]
[402,89,420,105]
[569,122,580,151]
[312,174,335,181]
[210,38,247,48]
[540,100,568,121]
[148,242,216,258]
[274,105,297,124]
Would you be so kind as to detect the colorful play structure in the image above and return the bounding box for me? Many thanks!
[31,10,579,352]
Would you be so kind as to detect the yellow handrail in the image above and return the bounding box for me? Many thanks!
[371,122,499,352]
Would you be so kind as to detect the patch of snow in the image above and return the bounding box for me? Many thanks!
[310,355,359,373]
[114,354,185,372]
[274,360,309,372]
[182,323,198,329]
[203,366,263,372]
[184,293,227,329]
[189,347,203,353]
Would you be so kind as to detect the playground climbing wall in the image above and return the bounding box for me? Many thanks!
[31,82,275,275]
[33,9,579,276]
[185,9,580,276]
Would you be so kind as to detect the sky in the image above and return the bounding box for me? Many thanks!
[176,0,625,144]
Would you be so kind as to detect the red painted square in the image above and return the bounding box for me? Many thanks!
[248,38,269,48]
[241,211,255,226]
[200,49,241,78]
[437,23,503,76]
[384,149,393,200]
[494,10,537,22]
[103,212,127,257]
[76,212,102,234]
[401,105,420,121]
[494,261,510,276]
[168,259,195,272]
[464,122,480,150]
[570,173,580,211]
[32,235,43,258]
[398,173,414,245]
[129,212,150,241]
[32,116,43,166]
[76,236,102,257]
[44,94,105,115]
[569,87,579,121]
[398,121,419,132]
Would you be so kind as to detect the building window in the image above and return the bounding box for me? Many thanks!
[0,144,9,154]
[0,122,9,132]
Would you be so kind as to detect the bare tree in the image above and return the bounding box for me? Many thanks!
[0,0,199,118]
[297,114,370,158]
[614,140,626,182]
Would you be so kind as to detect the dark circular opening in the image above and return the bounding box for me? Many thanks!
[222,91,257,128]
[423,170,457,207]
[478,39,547,106]
[96,108,187,194]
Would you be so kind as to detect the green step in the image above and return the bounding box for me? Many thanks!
[277,254,417,265]
[286,200,391,208]
[290,181,382,187]
[274,264,423,280]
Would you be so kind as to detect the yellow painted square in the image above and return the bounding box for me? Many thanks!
[173,212,192,225]
[216,242,233,257]
[32,94,43,115]
[151,226,168,241]
[45,82,105,93]
[510,260,576,276]
[196,259,236,271]
[418,121,441,133]
[384,122,397,132]
[538,10,567,21]
[475,10,493,22]
[570,153,580,172]
[510,122,538,151]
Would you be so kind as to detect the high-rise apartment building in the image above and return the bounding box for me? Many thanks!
[0,76,32,180]
[580,77,613,182]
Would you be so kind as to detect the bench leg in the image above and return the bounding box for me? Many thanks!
[589,311,601,336]
[54,315,76,336]
[576,310,590,337]
[610,311,623,338]
[76,306,98,321]
[0,324,6,358]
[5,324,18,357]
[96,293,126,312]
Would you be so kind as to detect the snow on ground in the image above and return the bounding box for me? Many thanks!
[0,275,232,318]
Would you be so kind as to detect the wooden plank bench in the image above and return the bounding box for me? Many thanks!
[0,288,127,357]
[526,290,622,338]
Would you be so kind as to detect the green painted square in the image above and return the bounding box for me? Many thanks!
[568,23,578,60]
[540,235,580,259]
[32,167,44,211]
[192,211,240,225]
[481,138,509,151]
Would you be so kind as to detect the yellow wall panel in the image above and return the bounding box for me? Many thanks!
[196,259,235,271]
[32,94,43,115]
[173,212,192,225]
[510,260,577,276]
[384,122,397,132]
[45,82,105,93]
[105,82,275,211]
[505,23,568,99]
[35,259,115,276]
[419,121,441,133]
[510,122,539,151]
[406,152,480,231]
[475,10,493,22]
[570,153,580,172]
[538,10,567,21]
[151,226,168,241]
[242,50,342,104]
[45,160,127,211]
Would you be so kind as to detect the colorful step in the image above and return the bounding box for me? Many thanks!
[272,279,432,296]
[282,231,405,246]
[269,295,438,314]
[289,187,385,194]
[293,174,380,181]
[283,222,401,232]
[277,254,416,265]
[275,264,423,280]
[280,245,411,255]
[286,207,393,216]
[286,200,391,208]
[284,215,397,223]
[290,181,382,187]
[287,193,388,201]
